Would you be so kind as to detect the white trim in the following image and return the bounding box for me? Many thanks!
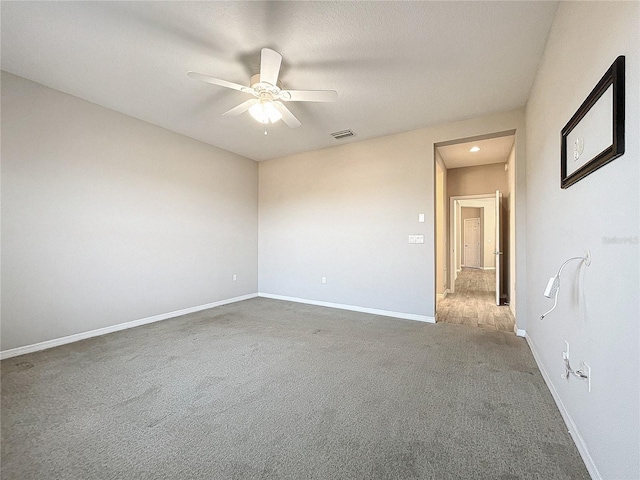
[514,326,526,337]
[436,289,449,301]
[483,267,496,271]
[526,336,601,480]
[259,293,435,323]
[0,293,258,360]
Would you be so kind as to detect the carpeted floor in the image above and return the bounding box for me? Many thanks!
[1,298,589,479]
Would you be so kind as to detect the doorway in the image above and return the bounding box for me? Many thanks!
[439,192,513,332]
[434,132,515,332]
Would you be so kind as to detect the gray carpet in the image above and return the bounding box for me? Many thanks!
[1,297,589,479]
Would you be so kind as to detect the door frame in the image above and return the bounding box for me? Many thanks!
[433,126,522,334]
[449,193,495,294]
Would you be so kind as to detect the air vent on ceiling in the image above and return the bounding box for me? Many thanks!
[331,129,356,140]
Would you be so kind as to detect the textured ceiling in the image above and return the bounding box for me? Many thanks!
[1,1,558,162]
[438,135,516,170]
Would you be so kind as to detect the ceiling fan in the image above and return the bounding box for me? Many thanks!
[188,48,337,130]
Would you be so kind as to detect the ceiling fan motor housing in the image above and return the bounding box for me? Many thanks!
[250,74,283,92]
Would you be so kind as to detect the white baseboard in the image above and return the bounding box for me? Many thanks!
[514,325,526,337]
[483,267,496,271]
[0,293,258,360]
[436,289,450,301]
[258,293,435,324]
[526,336,601,480]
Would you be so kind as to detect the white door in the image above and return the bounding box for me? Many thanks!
[495,190,503,305]
[463,218,481,268]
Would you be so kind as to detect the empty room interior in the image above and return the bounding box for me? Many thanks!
[1,2,638,480]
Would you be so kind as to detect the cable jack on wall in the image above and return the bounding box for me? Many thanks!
[562,351,588,381]
[540,250,591,320]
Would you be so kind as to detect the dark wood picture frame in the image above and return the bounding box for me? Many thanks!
[561,56,625,189]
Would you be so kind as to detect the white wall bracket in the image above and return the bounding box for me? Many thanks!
[562,353,589,383]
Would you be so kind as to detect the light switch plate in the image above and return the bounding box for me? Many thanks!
[418,214,425,223]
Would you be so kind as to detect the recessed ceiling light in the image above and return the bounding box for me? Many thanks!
[469,146,480,152]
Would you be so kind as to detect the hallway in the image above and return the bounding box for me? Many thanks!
[436,268,515,332]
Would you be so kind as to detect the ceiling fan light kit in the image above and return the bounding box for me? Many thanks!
[249,97,282,124]
[188,48,337,130]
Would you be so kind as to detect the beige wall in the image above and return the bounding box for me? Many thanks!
[258,130,433,317]
[2,72,526,345]
[447,163,509,198]
[1,72,259,351]
[259,109,526,320]
[525,2,639,477]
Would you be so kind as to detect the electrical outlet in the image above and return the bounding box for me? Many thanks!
[581,362,591,392]
[321,276,327,284]
[564,340,570,359]
[232,274,237,282]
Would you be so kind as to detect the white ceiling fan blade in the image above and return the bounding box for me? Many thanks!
[279,89,338,103]
[222,99,259,117]
[187,71,253,94]
[273,102,301,128]
[260,48,282,86]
